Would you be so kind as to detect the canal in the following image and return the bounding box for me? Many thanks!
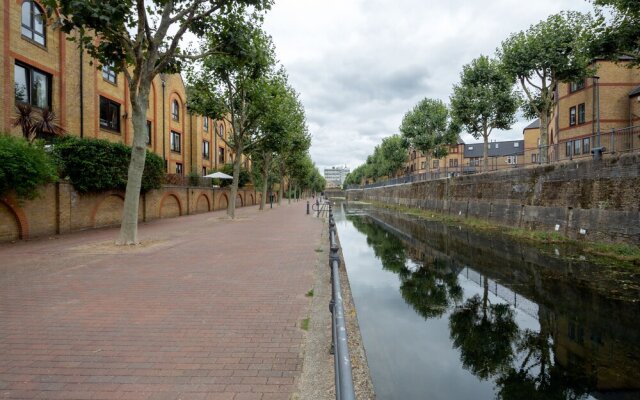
[334,202,640,400]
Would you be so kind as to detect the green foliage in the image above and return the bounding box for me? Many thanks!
[379,135,409,178]
[0,134,57,200]
[399,98,460,158]
[591,0,640,65]
[450,55,520,140]
[499,11,595,140]
[217,163,250,188]
[53,136,164,193]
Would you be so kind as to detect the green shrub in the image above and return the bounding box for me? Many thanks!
[218,163,250,188]
[0,134,58,199]
[53,136,164,193]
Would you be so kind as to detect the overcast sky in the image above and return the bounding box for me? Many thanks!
[262,0,593,172]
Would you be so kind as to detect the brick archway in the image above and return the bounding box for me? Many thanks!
[196,193,211,213]
[159,192,183,218]
[0,198,28,240]
[249,193,255,205]
[236,193,244,207]
[217,193,229,210]
[90,192,125,228]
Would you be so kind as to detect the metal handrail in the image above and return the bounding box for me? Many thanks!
[328,205,356,400]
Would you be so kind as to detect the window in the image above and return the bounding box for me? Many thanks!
[175,163,183,175]
[531,154,537,163]
[21,1,45,46]
[583,138,590,154]
[171,100,179,121]
[578,103,586,124]
[495,143,499,149]
[102,63,117,84]
[468,146,473,150]
[146,121,152,146]
[218,124,224,138]
[566,142,573,157]
[470,158,480,166]
[14,63,51,109]
[570,80,585,93]
[432,160,438,169]
[99,96,121,132]
[202,140,210,159]
[218,147,225,164]
[569,106,577,126]
[574,140,581,155]
[514,142,519,147]
[421,161,426,169]
[202,167,207,176]
[203,116,209,131]
[170,131,181,153]
[506,155,518,165]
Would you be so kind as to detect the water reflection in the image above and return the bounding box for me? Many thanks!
[337,203,640,400]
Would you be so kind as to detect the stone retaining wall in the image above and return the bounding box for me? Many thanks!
[347,154,640,244]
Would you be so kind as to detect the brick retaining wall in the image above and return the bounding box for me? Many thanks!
[346,154,640,244]
[0,183,261,242]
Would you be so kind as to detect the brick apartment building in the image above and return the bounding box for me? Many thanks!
[1,0,243,177]
[524,59,640,165]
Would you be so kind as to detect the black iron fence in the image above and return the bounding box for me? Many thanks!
[347,125,640,191]
[328,205,356,400]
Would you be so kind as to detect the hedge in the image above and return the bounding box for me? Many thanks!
[53,136,165,193]
[0,134,58,200]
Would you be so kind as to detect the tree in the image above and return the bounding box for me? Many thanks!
[591,0,640,65]
[250,71,307,210]
[187,16,276,218]
[399,98,460,160]
[378,135,408,178]
[44,0,272,244]
[499,12,594,163]
[450,56,520,171]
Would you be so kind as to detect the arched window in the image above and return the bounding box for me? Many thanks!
[218,124,224,138]
[21,1,45,46]
[171,99,179,121]
[203,116,208,131]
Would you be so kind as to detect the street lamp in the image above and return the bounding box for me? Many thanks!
[592,75,604,160]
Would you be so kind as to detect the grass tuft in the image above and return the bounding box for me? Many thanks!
[305,289,314,297]
[301,318,310,331]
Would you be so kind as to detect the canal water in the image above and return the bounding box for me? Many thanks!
[334,202,640,400]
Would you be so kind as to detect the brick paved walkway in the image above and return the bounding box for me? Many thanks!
[0,202,323,400]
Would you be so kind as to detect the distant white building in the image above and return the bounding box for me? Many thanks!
[324,166,350,186]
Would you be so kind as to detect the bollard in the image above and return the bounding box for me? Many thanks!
[306,201,310,215]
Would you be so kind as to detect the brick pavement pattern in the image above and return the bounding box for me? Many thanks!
[0,202,323,400]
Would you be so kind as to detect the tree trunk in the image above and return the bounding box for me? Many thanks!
[117,80,151,245]
[278,163,284,206]
[482,275,489,321]
[483,133,489,172]
[227,143,243,219]
[288,180,292,204]
[259,153,270,211]
[539,112,549,163]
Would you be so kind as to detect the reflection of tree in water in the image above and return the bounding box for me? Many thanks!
[449,276,594,399]
[348,216,410,277]
[348,216,463,318]
[400,258,463,319]
[494,308,594,400]
[449,275,518,380]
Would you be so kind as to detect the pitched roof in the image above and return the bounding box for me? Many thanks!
[523,119,540,130]
[629,85,640,97]
[464,140,525,158]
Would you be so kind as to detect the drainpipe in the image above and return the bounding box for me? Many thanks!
[79,42,84,138]
[161,74,166,171]
[189,114,193,174]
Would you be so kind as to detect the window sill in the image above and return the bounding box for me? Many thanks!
[100,127,121,135]
[102,78,118,86]
[21,35,47,51]
[171,150,181,154]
